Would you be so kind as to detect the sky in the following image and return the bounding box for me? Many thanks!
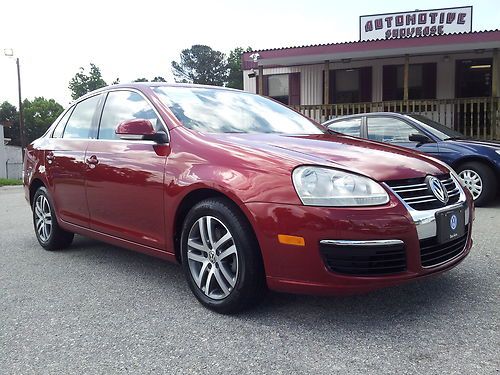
[0,0,498,107]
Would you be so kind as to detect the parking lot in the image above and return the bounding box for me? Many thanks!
[0,186,498,374]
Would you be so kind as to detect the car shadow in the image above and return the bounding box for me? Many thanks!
[59,234,482,331]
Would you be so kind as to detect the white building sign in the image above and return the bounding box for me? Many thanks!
[360,6,472,41]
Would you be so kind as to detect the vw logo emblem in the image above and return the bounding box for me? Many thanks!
[450,214,458,231]
[426,176,449,204]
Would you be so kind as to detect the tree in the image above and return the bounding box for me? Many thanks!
[112,78,121,85]
[0,101,20,145]
[171,45,228,86]
[133,76,166,82]
[23,97,64,144]
[68,63,107,100]
[226,47,252,90]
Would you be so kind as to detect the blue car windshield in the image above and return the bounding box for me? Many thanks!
[407,114,465,141]
[153,86,324,135]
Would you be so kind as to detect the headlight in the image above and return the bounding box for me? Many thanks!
[292,166,389,207]
[495,149,500,156]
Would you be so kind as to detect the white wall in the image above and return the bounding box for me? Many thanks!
[5,145,22,179]
[243,51,494,104]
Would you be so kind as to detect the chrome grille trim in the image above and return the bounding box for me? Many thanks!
[385,174,461,211]
[383,173,468,240]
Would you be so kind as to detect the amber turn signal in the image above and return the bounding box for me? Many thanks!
[278,234,305,246]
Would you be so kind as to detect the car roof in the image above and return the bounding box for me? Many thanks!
[75,82,243,104]
[325,112,411,123]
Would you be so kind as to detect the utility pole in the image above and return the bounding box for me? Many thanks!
[16,57,25,160]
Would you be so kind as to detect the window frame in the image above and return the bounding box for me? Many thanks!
[365,115,427,144]
[95,88,170,143]
[50,105,75,138]
[326,116,365,138]
[59,93,105,140]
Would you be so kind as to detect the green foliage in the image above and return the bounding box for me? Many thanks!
[0,101,20,146]
[133,76,166,83]
[23,97,64,143]
[68,63,107,100]
[226,47,252,90]
[0,178,23,185]
[1,98,63,146]
[171,45,228,86]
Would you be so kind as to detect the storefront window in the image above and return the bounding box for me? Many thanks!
[328,67,372,104]
[455,59,492,98]
[268,75,289,105]
[383,63,436,100]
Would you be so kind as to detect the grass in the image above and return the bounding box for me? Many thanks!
[0,178,23,186]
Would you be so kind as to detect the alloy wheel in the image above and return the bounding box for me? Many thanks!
[186,216,238,300]
[458,169,483,200]
[35,195,52,242]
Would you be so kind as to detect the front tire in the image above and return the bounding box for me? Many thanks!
[180,198,265,314]
[457,162,497,207]
[32,187,74,250]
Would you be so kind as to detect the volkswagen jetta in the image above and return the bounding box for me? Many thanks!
[24,84,474,313]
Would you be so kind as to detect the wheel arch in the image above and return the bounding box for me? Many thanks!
[451,156,498,175]
[29,178,46,207]
[172,188,262,265]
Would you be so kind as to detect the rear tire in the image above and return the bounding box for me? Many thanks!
[457,162,497,207]
[32,187,74,250]
[180,198,265,314]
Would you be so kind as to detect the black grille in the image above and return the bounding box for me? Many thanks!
[320,242,406,275]
[420,225,469,267]
[386,174,460,210]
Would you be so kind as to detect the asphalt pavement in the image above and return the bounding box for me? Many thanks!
[1,186,499,374]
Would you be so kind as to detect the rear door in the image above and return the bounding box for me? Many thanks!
[85,90,169,249]
[45,94,103,227]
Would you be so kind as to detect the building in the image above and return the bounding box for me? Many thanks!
[0,125,22,179]
[241,7,500,140]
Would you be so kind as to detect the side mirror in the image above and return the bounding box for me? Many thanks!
[409,133,432,145]
[115,119,168,144]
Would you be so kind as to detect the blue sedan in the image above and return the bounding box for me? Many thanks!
[324,112,500,206]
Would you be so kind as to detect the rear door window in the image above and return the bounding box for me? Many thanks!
[52,107,74,138]
[62,95,101,139]
[327,118,362,137]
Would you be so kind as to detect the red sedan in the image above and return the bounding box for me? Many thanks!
[23,83,474,313]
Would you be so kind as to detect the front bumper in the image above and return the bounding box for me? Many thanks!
[244,189,473,295]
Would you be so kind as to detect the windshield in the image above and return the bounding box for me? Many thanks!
[153,86,324,134]
[407,114,465,140]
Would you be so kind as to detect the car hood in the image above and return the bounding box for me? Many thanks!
[210,133,448,182]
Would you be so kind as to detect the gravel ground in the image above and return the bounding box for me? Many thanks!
[1,186,499,374]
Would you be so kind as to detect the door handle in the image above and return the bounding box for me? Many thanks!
[86,155,99,168]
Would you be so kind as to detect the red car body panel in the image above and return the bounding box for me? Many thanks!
[85,140,168,249]
[23,83,474,295]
